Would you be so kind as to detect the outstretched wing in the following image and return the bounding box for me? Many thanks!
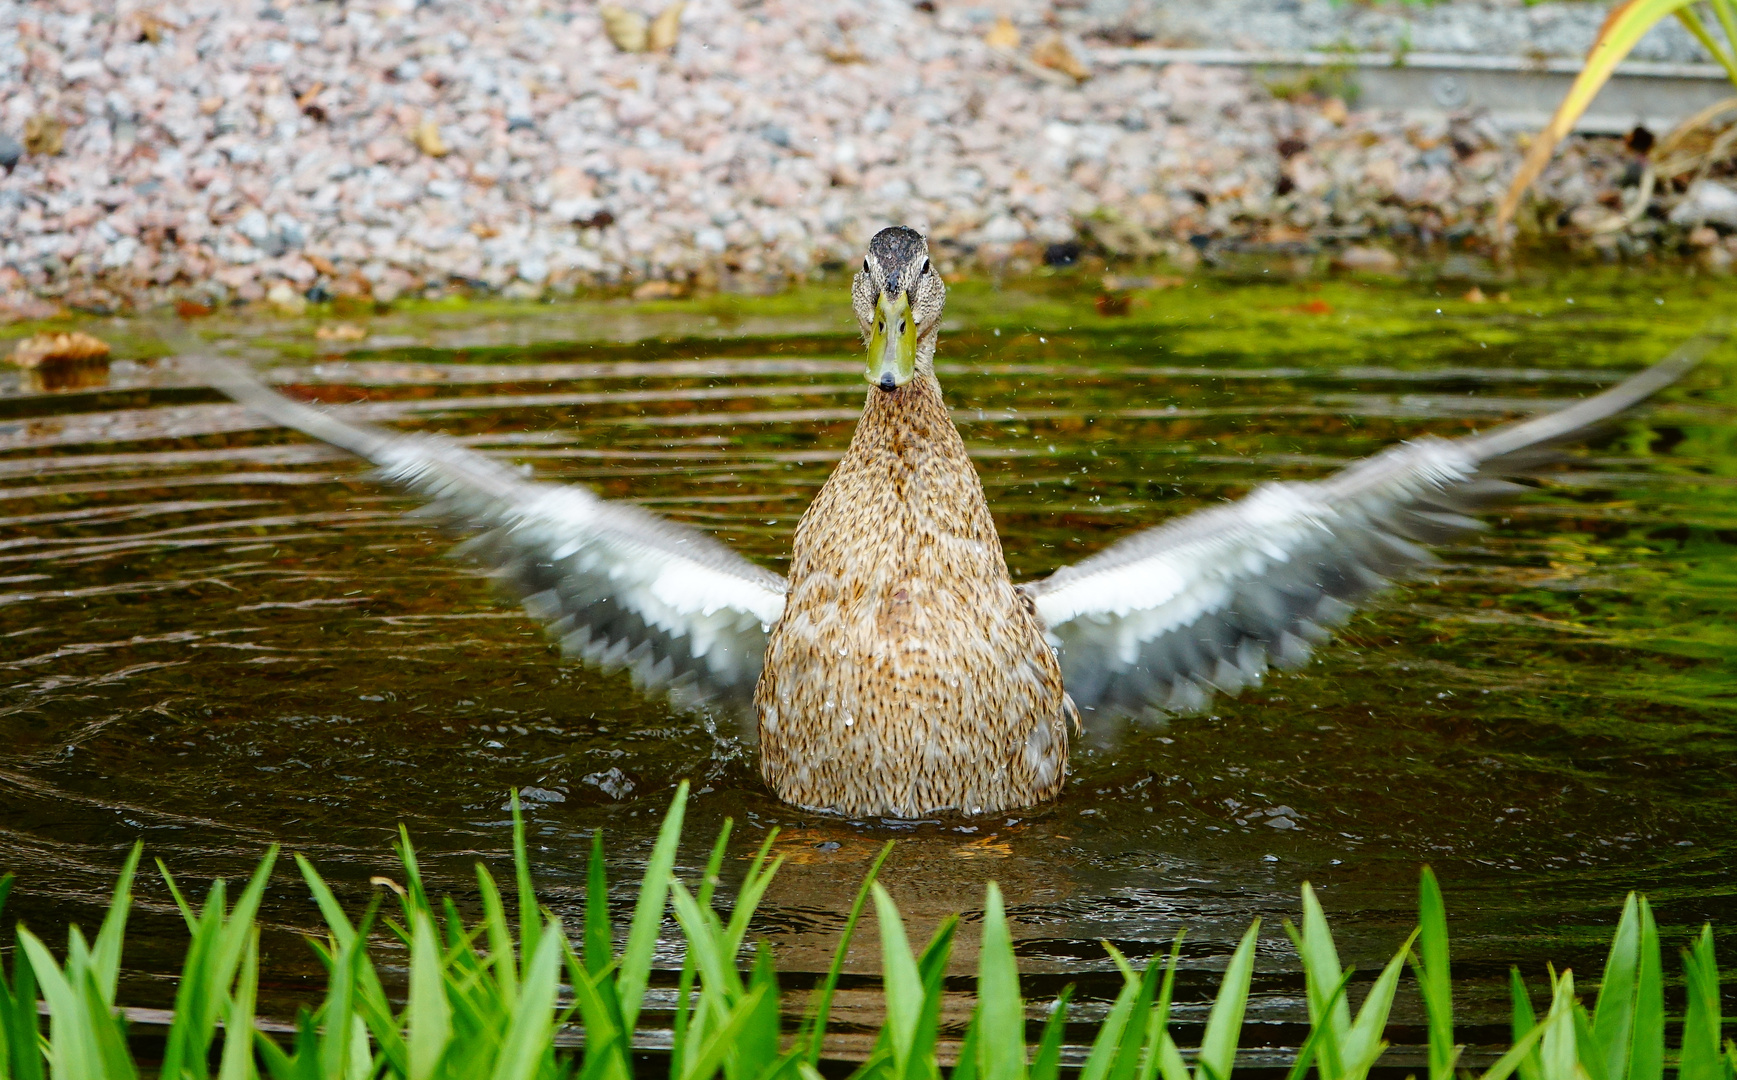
[205,358,786,716]
[1023,331,1721,728]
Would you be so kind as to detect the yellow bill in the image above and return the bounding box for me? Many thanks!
[866,291,917,390]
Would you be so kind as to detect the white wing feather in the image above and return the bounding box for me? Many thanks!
[206,358,786,715]
[1024,332,1719,728]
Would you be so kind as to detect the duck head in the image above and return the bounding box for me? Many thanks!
[853,226,946,392]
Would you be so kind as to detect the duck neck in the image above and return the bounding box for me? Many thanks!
[857,369,960,470]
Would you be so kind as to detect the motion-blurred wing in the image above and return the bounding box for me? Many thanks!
[1023,331,1720,728]
[207,359,786,716]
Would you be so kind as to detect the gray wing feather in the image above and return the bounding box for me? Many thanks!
[204,357,786,715]
[1024,330,1722,729]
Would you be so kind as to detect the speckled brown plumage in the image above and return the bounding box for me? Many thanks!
[756,370,1069,818]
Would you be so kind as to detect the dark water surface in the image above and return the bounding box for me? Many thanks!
[3,270,1737,1061]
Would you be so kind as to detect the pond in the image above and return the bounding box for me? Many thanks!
[2,266,1736,1065]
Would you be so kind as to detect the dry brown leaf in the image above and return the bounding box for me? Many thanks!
[23,113,63,156]
[134,11,178,42]
[469,221,500,239]
[1320,96,1349,125]
[1030,33,1087,81]
[410,116,448,157]
[10,331,110,368]
[632,280,685,300]
[984,14,1020,51]
[600,5,649,52]
[1462,286,1487,303]
[647,2,684,51]
[316,322,368,342]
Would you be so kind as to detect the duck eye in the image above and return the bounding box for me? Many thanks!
[920,257,930,276]
[862,258,870,274]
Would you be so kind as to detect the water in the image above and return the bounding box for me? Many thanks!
[3,269,1736,1062]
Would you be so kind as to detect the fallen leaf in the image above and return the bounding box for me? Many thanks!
[175,299,213,319]
[134,10,177,42]
[469,221,500,239]
[23,113,63,156]
[1030,33,1088,81]
[953,835,1012,859]
[1095,292,1131,316]
[632,280,685,300]
[410,116,448,157]
[1289,298,1333,315]
[1321,96,1349,125]
[306,253,337,275]
[647,2,683,51]
[600,5,649,52]
[984,14,1020,51]
[9,331,110,368]
[1462,285,1487,303]
[295,81,325,109]
[315,322,368,342]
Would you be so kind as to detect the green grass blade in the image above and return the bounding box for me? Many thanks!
[807,841,894,1064]
[722,831,783,961]
[1416,867,1459,1080]
[1510,969,1543,1080]
[1540,969,1579,1080]
[509,790,543,987]
[488,921,563,1080]
[976,883,1027,1080]
[1478,1019,1550,1080]
[584,830,612,977]
[1030,987,1074,1080]
[1680,926,1722,1080]
[1298,884,1351,1041]
[872,883,924,1072]
[1630,899,1664,1080]
[907,916,960,1080]
[736,943,784,1080]
[1106,952,1164,1080]
[394,825,432,919]
[1078,946,1138,1080]
[217,931,260,1080]
[1140,938,1185,1080]
[620,779,688,1035]
[668,878,744,1000]
[1196,921,1259,1080]
[406,910,451,1080]
[678,985,770,1080]
[90,842,143,1007]
[477,861,519,1008]
[19,928,95,1080]
[1590,894,1640,1080]
[294,856,356,949]
[1341,928,1420,1080]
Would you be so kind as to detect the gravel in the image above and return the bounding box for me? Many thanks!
[0,0,1730,318]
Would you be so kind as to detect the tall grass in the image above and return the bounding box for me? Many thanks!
[0,785,1732,1080]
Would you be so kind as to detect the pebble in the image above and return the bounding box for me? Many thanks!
[0,0,1717,314]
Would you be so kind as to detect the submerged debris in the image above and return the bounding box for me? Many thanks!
[8,330,110,369]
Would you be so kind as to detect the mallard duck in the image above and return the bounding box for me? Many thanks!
[204,226,1713,819]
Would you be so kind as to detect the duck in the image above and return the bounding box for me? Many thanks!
[202,226,1713,819]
